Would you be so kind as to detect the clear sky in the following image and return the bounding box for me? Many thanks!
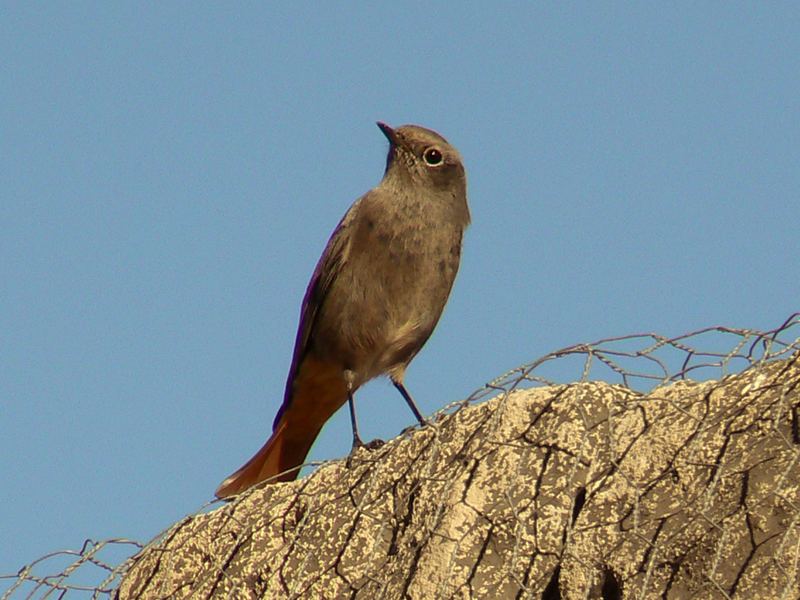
[2,4,799,582]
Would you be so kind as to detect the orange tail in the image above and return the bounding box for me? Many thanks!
[214,419,299,498]
[215,356,348,498]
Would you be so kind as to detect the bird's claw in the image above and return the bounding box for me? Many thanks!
[345,437,386,469]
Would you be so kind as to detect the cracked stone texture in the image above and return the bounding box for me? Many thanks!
[116,354,800,599]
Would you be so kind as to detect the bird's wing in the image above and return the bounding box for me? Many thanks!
[271,196,363,429]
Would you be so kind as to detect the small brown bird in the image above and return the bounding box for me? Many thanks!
[215,122,469,498]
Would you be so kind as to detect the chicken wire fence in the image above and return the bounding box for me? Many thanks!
[3,313,800,599]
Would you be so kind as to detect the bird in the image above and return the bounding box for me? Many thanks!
[215,122,469,498]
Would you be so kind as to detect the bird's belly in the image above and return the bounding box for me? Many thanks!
[312,261,453,383]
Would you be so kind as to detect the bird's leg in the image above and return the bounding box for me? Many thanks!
[344,370,365,452]
[344,369,366,469]
[347,388,365,451]
[344,384,362,469]
[392,380,428,426]
[345,372,386,469]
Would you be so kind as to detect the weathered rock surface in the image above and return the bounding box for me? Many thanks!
[117,354,800,599]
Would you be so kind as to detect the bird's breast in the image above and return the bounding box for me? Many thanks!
[311,204,463,381]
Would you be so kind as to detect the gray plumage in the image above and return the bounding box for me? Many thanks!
[216,122,469,498]
[304,122,470,391]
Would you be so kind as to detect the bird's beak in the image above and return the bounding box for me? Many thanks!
[376,121,397,144]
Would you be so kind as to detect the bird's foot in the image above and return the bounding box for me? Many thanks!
[400,418,429,436]
[362,437,385,451]
[345,437,386,469]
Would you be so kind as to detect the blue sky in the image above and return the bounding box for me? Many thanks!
[2,4,799,582]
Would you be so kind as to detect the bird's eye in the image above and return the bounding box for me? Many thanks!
[423,147,444,166]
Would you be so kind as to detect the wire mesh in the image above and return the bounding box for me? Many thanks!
[464,312,800,403]
[0,539,142,600]
[3,313,799,598]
